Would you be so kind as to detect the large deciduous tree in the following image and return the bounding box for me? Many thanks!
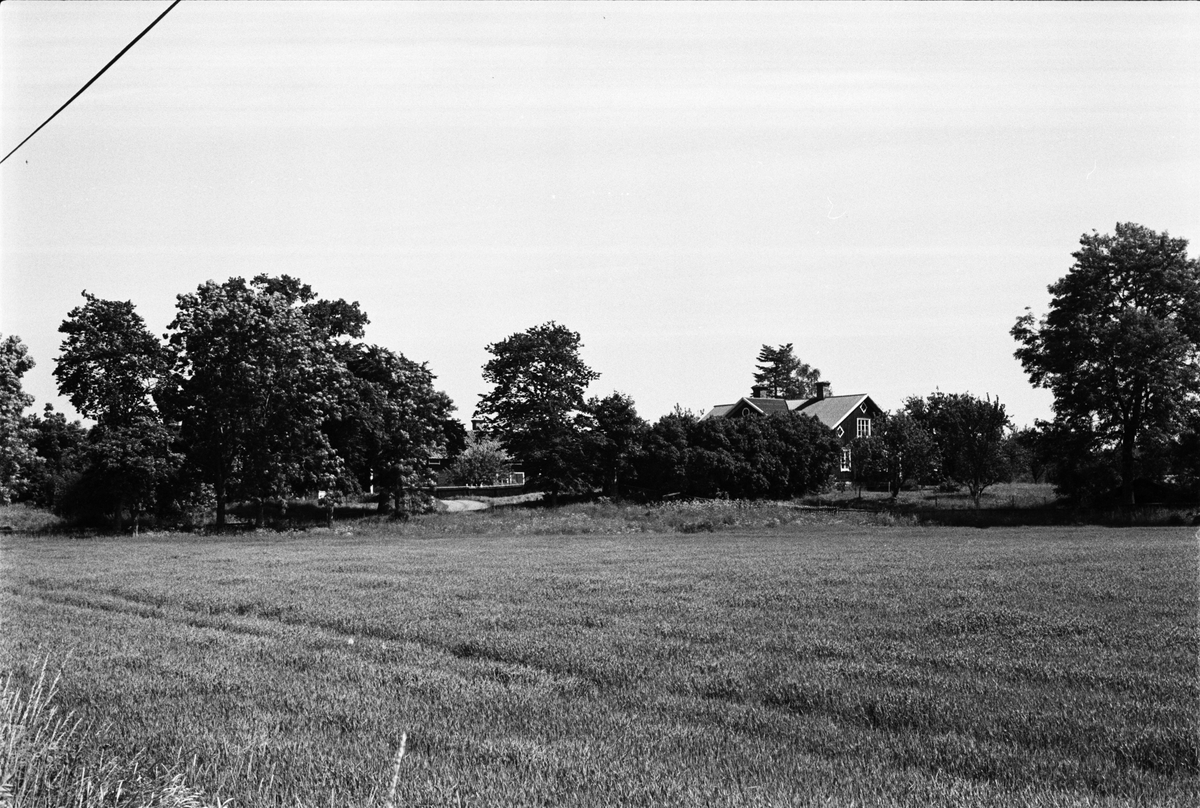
[54,295,178,528]
[907,392,1012,506]
[849,413,937,499]
[753,344,822,399]
[161,276,352,526]
[585,392,648,500]
[1012,223,1200,505]
[475,322,600,504]
[0,334,38,504]
[330,344,462,515]
[56,294,167,425]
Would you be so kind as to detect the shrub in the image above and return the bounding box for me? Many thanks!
[636,412,840,501]
[0,504,66,534]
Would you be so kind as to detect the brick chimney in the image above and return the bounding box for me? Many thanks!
[815,381,831,400]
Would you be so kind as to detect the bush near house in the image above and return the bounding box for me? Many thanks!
[634,410,840,501]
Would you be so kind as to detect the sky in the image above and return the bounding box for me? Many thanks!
[2,2,1198,430]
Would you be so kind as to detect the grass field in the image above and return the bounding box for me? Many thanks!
[1,509,1197,806]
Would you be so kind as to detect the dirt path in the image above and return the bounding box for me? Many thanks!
[439,499,489,512]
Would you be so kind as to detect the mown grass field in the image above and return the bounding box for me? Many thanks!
[2,507,1197,806]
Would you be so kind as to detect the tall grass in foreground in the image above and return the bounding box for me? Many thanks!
[0,661,229,808]
[1,662,412,807]
[1,660,77,805]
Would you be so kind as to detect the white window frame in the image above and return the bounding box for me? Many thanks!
[856,417,871,438]
[840,447,852,472]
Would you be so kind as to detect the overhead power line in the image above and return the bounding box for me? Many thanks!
[1,0,183,166]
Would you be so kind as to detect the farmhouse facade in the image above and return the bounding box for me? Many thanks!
[702,382,884,474]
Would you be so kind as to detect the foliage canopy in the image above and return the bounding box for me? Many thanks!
[848,412,937,499]
[447,436,512,487]
[1012,223,1200,504]
[585,392,648,499]
[636,410,840,500]
[331,343,461,514]
[907,392,1012,506]
[0,334,37,504]
[55,293,167,427]
[475,322,600,501]
[54,294,179,527]
[161,276,350,525]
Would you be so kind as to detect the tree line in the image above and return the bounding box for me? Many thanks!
[462,329,1032,505]
[1,222,1197,524]
[1,276,464,528]
[438,325,844,503]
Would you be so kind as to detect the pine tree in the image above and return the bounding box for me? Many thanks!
[753,344,821,398]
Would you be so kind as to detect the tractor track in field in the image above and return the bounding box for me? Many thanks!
[10,583,608,689]
[13,584,308,641]
[14,583,426,649]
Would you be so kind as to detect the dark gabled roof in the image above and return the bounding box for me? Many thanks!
[702,392,883,433]
[794,394,878,430]
[701,397,790,420]
[744,398,792,416]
